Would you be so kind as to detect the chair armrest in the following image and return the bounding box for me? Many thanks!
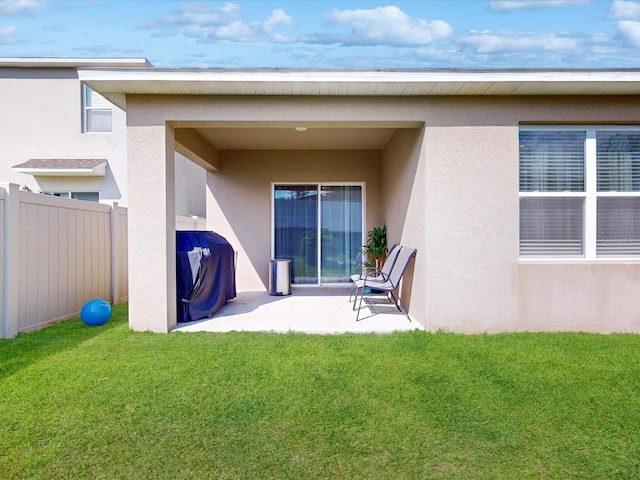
[359,266,380,279]
[362,271,390,286]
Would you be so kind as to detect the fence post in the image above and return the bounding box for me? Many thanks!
[110,202,120,306]
[1,183,19,338]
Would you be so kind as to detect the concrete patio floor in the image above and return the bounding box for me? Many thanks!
[174,286,422,334]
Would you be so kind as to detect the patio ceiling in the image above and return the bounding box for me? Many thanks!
[190,125,399,150]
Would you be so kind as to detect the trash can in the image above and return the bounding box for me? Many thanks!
[269,259,291,296]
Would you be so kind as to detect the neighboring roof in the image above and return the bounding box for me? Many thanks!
[0,57,151,68]
[77,67,640,110]
[13,159,108,177]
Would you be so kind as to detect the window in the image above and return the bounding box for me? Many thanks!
[82,84,112,133]
[519,127,640,259]
[46,191,100,203]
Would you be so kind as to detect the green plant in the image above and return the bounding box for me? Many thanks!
[363,224,388,270]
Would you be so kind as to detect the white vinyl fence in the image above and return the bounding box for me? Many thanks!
[0,184,209,338]
[1,183,128,338]
[175,214,207,231]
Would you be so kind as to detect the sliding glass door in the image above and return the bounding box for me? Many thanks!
[273,184,363,285]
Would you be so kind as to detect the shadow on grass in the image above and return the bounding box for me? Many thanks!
[0,303,128,380]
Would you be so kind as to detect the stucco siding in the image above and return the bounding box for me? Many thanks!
[420,96,640,333]
[207,150,383,291]
[124,92,640,333]
[423,124,520,332]
[127,125,177,332]
[382,128,427,327]
[0,70,128,205]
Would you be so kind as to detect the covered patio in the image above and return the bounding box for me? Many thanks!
[174,287,420,334]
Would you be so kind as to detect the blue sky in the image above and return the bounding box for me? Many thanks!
[2,0,640,68]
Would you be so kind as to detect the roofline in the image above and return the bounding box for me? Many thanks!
[77,67,640,80]
[0,57,152,68]
[77,67,640,110]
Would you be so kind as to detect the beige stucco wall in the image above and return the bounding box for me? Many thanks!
[128,124,177,333]
[382,128,427,327]
[206,149,383,291]
[125,93,640,333]
[420,95,640,333]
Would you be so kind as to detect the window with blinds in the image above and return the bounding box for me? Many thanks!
[519,130,585,257]
[83,85,112,133]
[596,131,640,256]
[520,197,583,256]
[519,131,585,193]
[519,127,640,259]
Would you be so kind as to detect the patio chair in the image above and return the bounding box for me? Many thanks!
[348,244,401,303]
[354,245,416,321]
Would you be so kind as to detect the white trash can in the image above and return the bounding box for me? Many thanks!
[269,259,291,296]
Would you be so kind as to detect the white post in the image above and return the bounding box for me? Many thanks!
[1,183,20,338]
[110,202,120,306]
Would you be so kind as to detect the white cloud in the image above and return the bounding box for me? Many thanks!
[0,24,19,43]
[142,2,295,43]
[157,1,243,27]
[459,30,580,53]
[489,0,590,11]
[323,6,453,46]
[0,0,45,16]
[616,20,640,46]
[609,0,640,19]
[143,3,450,48]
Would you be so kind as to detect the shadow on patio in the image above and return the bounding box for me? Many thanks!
[173,286,421,334]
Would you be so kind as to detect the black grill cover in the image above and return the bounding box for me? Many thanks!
[176,231,236,322]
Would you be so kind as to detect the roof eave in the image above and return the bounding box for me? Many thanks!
[0,57,152,68]
[77,68,640,111]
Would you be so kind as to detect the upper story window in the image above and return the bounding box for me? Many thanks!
[519,126,640,259]
[82,84,112,133]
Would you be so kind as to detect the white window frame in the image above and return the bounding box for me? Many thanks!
[271,182,366,286]
[44,191,100,203]
[519,125,640,261]
[82,84,112,134]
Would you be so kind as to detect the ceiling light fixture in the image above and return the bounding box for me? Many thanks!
[294,127,307,132]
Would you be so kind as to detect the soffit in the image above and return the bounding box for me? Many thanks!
[78,68,640,111]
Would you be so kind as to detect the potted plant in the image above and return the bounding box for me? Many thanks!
[363,225,388,274]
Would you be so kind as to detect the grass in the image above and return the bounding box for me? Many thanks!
[1,305,640,479]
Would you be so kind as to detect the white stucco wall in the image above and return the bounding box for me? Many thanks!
[175,152,206,218]
[0,67,205,216]
[0,68,128,205]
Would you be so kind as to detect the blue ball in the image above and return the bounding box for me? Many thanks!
[81,299,112,326]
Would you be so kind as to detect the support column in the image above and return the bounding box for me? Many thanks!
[127,125,176,333]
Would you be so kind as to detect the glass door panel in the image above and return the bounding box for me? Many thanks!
[320,185,363,283]
[274,185,317,284]
[274,184,363,285]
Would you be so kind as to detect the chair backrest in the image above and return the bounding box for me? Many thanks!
[387,246,417,288]
[380,244,401,276]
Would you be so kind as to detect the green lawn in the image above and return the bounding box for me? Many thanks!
[1,304,640,479]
